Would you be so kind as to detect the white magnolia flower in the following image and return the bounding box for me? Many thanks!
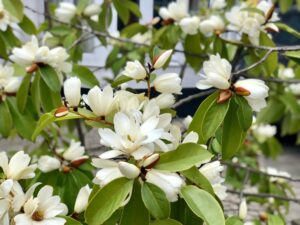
[263,167,291,183]
[38,156,61,173]
[183,115,193,130]
[196,54,231,90]
[179,16,200,35]
[64,77,81,107]
[83,3,101,17]
[257,0,279,22]
[239,199,248,220]
[118,162,140,179]
[234,79,269,112]
[74,185,92,214]
[0,1,14,31]
[123,60,147,80]
[62,140,87,162]
[199,15,225,35]
[154,93,175,109]
[252,124,276,143]
[199,161,227,200]
[85,85,117,117]
[278,67,295,79]
[145,169,185,202]
[114,90,145,114]
[153,73,182,94]
[210,0,226,9]
[0,179,13,225]
[287,83,300,95]
[153,49,173,69]
[55,2,77,23]
[47,47,72,73]
[98,111,164,160]
[0,65,21,94]
[131,31,152,45]
[0,151,37,181]
[158,0,188,21]
[14,185,68,225]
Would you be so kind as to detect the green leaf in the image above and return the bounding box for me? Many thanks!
[279,92,300,114]
[50,25,73,36]
[111,75,133,88]
[267,214,284,225]
[39,76,61,112]
[154,143,213,172]
[16,74,31,112]
[151,219,182,225]
[112,0,130,24]
[60,216,83,225]
[225,216,243,225]
[76,0,89,14]
[184,34,203,72]
[3,0,24,21]
[31,71,41,113]
[180,186,225,225]
[256,99,284,124]
[284,51,300,63]
[222,99,246,160]
[85,178,134,225]
[181,166,214,196]
[18,15,37,34]
[71,65,99,87]
[141,182,170,220]
[234,95,253,131]
[188,91,230,144]
[0,35,8,59]
[259,32,278,75]
[126,0,142,18]
[120,181,149,225]
[39,66,61,92]
[276,23,300,39]
[0,102,13,137]
[279,0,293,13]
[121,23,147,38]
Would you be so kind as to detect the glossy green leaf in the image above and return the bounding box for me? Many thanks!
[276,23,300,39]
[60,216,83,225]
[39,76,61,112]
[151,219,182,225]
[267,214,284,225]
[111,75,132,88]
[0,102,13,137]
[141,182,170,220]
[126,0,142,18]
[180,186,225,225]
[181,166,214,196]
[256,99,285,124]
[0,35,7,59]
[234,95,253,131]
[16,73,31,112]
[71,64,99,87]
[188,91,230,144]
[120,181,149,225]
[85,178,134,225]
[225,216,243,225]
[39,66,61,92]
[113,0,130,24]
[3,0,24,21]
[18,15,37,34]
[222,100,246,160]
[31,71,41,113]
[154,143,213,172]
[184,34,203,72]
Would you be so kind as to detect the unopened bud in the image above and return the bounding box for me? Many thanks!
[71,156,89,168]
[62,165,72,173]
[239,199,247,220]
[259,212,268,222]
[54,106,69,118]
[26,63,39,73]
[217,90,232,103]
[153,49,173,69]
[143,153,160,168]
[234,87,251,96]
[118,162,140,179]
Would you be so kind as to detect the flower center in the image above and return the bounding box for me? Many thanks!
[32,211,44,221]
[0,11,4,19]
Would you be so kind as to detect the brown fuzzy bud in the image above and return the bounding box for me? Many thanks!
[26,63,39,73]
[234,87,251,96]
[71,157,88,168]
[54,106,69,118]
[217,90,232,103]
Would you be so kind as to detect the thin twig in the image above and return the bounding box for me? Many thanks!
[172,89,215,108]
[228,189,300,204]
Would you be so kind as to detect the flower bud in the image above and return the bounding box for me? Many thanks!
[183,115,192,129]
[142,153,160,168]
[153,49,173,69]
[83,3,101,17]
[38,155,61,173]
[54,106,69,118]
[179,16,200,35]
[64,77,81,107]
[239,199,248,220]
[155,93,175,109]
[55,2,77,23]
[123,60,147,80]
[74,185,92,213]
[118,162,140,179]
[153,73,182,94]
[217,90,232,103]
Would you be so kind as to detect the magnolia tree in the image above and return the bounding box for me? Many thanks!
[1,0,300,224]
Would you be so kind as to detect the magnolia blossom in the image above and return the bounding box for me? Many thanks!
[55,2,77,23]
[153,49,173,69]
[287,83,300,95]
[154,93,175,109]
[196,54,231,90]
[179,16,200,35]
[98,111,164,160]
[199,161,227,200]
[62,140,87,162]
[278,67,295,79]
[0,1,15,31]
[252,124,276,143]
[209,0,226,9]
[263,167,291,184]
[0,65,22,94]
[153,73,182,94]
[14,185,68,225]
[74,185,92,214]
[145,169,185,202]
[123,60,147,80]
[85,85,117,117]
[199,15,225,35]
[131,31,152,45]
[64,77,81,107]
[239,199,248,220]
[38,156,61,173]
[158,0,188,22]
[234,79,269,112]
[0,179,13,225]
[83,3,101,17]
[0,151,37,181]
[10,36,71,73]
[114,90,145,114]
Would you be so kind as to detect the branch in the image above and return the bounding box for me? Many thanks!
[227,189,300,204]
[172,89,215,108]
[223,161,300,182]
